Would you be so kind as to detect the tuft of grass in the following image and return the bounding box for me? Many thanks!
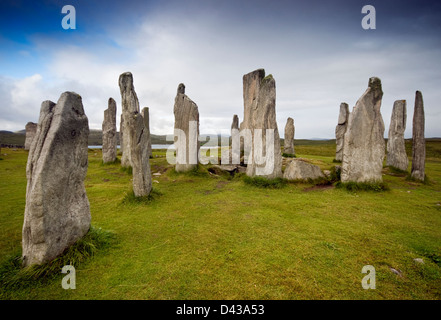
[406,173,430,185]
[0,226,116,293]
[328,166,341,182]
[388,166,408,176]
[332,159,342,163]
[168,164,210,178]
[243,175,287,189]
[121,188,163,205]
[335,181,390,192]
[120,166,133,175]
[282,153,296,158]
[101,158,121,166]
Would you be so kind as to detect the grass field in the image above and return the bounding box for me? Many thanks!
[0,141,440,300]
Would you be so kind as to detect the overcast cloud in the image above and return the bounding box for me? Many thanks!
[0,0,440,138]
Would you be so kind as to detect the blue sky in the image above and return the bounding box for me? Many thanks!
[1,0,440,138]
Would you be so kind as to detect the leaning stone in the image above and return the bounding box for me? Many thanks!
[102,98,117,163]
[386,100,408,171]
[24,122,37,150]
[22,92,90,267]
[411,91,426,181]
[283,159,325,181]
[284,117,295,155]
[341,77,385,183]
[335,103,349,162]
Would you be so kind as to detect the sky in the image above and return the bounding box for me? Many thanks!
[0,0,440,139]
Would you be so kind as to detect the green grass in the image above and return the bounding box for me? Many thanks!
[336,181,390,192]
[0,143,441,300]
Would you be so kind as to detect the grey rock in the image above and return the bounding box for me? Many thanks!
[413,258,424,264]
[284,117,295,155]
[24,122,37,150]
[22,92,90,267]
[283,159,325,181]
[335,103,349,162]
[230,114,240,165]
[128,111,152,197]
[411,91,426,181]
[241,69,282,179]
[341,77,385,183]
[386,100,408,171]
[173,83,200,172]
[141,107,152,159]
[102,98,117,163]
[119,72,140,168]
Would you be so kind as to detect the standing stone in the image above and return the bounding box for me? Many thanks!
[119,73,152,196]
[24,122,37,150]
[128,111,152,197]
[102,98,117,163]
[284,117,295,155]
[386,100,408,171]
[141,107,152,159]
[341,77,385,183]
[411,91,425,181]
[230,114,240,164]
[240,69,282,179]
[173,83,200,172]
[335,103,349,162]
[119,72,140,168]
[22,92,90,267]
[120,114,124,155]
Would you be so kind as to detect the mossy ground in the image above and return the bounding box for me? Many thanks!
[0,141,440,299]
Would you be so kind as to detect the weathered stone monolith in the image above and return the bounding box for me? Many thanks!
[411,91,425,181]
[240,69,282,178]
[128,110,152,197]
[335,103,349,162]
[119,72,140,168]
[141,107,152,159]
[284,117,295,155]
[119,72,152,196]
[230,114,240,164]
[24,122,37,150]
[173,83,200,172]
[386,100,408,171]
[341,77,385,183]
[102,98,117,163]
[22,92,90,267]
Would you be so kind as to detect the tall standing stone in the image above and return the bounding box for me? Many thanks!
[119,72,152,196]
[240,69,282,179]
[119,72,140,168]
[24,122,37,150]
[411,91,426,181]
[386,100,408,171]
[102,98,117,163]
[120,114,124,155]
[141,107,152,159]
[341,77,385,183]
[22,92,90,267]
[173,83,200,172]
[335,103,349,162]
[284,117,295,155]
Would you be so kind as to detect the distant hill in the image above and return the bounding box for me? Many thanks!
[0,129,173,147]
